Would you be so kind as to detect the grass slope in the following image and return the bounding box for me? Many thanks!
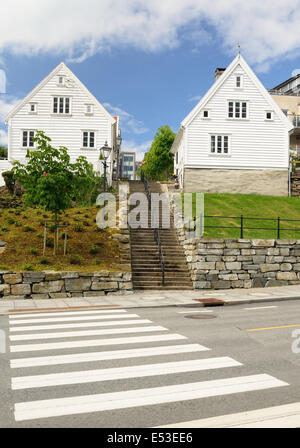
[197,193,300,239]
[0,205,123,272]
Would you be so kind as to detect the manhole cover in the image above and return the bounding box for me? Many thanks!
[185,313,217,319]
[193,298,225,307]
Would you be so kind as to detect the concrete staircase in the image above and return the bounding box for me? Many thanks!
[129,180,193,290]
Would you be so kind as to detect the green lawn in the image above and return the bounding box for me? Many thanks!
[188,193,300,239]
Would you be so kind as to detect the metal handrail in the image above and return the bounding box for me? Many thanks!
[154,228,165,287]
[141,171,165,286]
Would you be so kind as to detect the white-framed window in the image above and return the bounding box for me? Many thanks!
[58,76,65,86]
[22,130,35,148]
[202,109,210,118]
[82,131,95,149]
[29,103,37,114]
[210,135,230,155]
[85,104,94,115]
[265,111,273,120]
[228,101,248,119]
[53,96,71,114]
[235,75,243,88]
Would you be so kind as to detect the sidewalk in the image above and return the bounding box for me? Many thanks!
[1,284,300,313]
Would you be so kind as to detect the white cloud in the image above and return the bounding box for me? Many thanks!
[103,103,149,135]
[0,96,21,122]
[0,129,8,145]
[292,69,300,77]
[189,95,202,103]
[122,139,152,161]
[0,1,300,70]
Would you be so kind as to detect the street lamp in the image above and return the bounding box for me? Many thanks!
[100,141,112,192]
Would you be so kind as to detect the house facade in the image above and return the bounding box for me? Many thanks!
[172,54,293,196]
[269,75,300,157]
[0,62,121,186]
[120,152,136,180]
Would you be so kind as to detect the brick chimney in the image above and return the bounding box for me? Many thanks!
[215,68,226,81]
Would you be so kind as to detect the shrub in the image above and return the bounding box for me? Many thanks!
[89,244,100,255]
[69,254,83,265]
[0,265,9,271]
[30,248,39,255]
[40,257,50,265]
[22,264,34,271]
[46,238,54,248]
[2,170,15,195]
[23,225,35,232]
[73,224,84,233]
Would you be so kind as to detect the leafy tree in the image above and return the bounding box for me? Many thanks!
[0,145,8,159]
[12,131,96,253]
[141,125,176,181]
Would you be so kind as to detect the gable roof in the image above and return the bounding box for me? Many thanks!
[5,62,115,125]
[181,54,293,131]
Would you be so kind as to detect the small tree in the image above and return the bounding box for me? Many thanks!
[13,131,95,254]
[142,125,176,181]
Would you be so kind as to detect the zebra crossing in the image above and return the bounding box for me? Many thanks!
[8,307,289,425]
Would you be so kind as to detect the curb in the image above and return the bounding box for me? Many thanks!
[1,295,300,314]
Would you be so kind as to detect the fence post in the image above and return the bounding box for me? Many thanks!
[277,217,280,239]
[240,215,244,239]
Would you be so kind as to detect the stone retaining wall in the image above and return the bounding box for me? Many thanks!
[0,270,133,299]
[176,232,300,289]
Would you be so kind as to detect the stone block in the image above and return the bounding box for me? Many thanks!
[31,294,50,300]
[277,272,297,281]
[260,264,280,273]
[44,272,62,281]
[83,291,105,297]
[253,256,266,264]
[120,282,133,290]
[252,278,267,288]
[225,262,241,270]
[280,263,293,271]
[211,280,231,289]
[280,248,290,256]
[33,280,64,294]
[267,248,280,256]
[241,249,256,255]
[196,261,216,270]
[216,262,225,270]
[231,280,244,288]
[193,281,211,289]
[91,282,118,291]
[266,280,288,287]
[222,256,237,262]
[3,273,22,285]
[61,272,80,279]
[65,278,92,292]
[11,284,31,296]
[243,280,253,288]
[219,274,238,281]
[23,272,45,283]
[0,284,10,295]
[251,239,275,247]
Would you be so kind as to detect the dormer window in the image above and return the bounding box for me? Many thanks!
[58,76,65,86]
[29,103,37,114]
[85,104,94,115]
[266,111,273,120]
[236,75,243,88]
[203,110,210,118]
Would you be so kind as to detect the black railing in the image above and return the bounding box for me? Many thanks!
[154,228,165,287]
[188,215,300,239]
[141,172,165,286]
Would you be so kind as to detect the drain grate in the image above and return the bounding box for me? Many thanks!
[185,313,217,319]
[193,298,225,307]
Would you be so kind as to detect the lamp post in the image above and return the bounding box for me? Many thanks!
[100,141,112,193]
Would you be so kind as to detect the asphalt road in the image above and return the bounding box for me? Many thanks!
[0,299,300,428]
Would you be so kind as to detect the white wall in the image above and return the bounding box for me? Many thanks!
[186,63,289,170]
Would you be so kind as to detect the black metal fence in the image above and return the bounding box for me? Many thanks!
[189,215,300,239]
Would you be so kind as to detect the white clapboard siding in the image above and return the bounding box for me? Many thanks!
[7,63,115,176]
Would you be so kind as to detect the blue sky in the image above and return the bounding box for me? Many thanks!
[1,1,300,160]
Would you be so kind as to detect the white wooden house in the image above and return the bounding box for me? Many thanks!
[171,54,293,196]
[0,62,121,186]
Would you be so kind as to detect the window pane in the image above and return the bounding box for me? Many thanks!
[23,131,28,147]
[235,102,240,118]
[29,131,35,147]
[217,136,222,153]
[236,76,241,87]
[83,132,88,147]
[65,98,70,114]
[242,103,247,118]
[59,97,64,114]
[228,102,233,118]
[89,132,95,148]
[224,136,228,153]
[211,136,215,153]
[53,98,58,113]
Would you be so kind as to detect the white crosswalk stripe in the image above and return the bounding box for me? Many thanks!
[7,307,289,424]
